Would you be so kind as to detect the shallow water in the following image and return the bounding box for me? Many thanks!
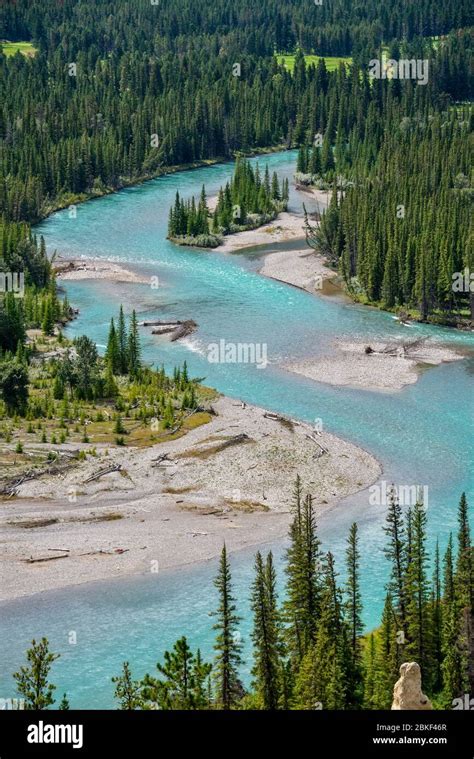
[1,151,472,708]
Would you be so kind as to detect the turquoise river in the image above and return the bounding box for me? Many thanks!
[1,151,473,708]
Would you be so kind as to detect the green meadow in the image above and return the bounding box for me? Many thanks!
[277,53,352,72]
[1,41,37,58]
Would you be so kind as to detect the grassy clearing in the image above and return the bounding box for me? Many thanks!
[277,54,352,73]
[1,41,37,58]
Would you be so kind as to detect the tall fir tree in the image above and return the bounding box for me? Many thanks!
[250,551,283,709]
[213,545,244,709]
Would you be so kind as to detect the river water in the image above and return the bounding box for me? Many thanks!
[1,151,472,708]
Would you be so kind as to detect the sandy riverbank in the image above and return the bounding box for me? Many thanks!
[55,258,149,284]
[213,211,307,253]
[0,397,381,602]
[286,339,465,393]
[259,246,338,294]
[209,184,330,254]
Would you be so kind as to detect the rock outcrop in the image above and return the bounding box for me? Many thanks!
[392,662,433,710]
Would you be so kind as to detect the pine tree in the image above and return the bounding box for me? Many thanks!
[374,593,399,708]
[283,478,320,665]
[213,545,243,709]
[455,493,472,612]
[443,534,455,604]
[363,633,377,709]
[105,317,120,374]
[404,501,434,689]
[345,522,363,664]
[345,522,363,706]
[294,553,348,709]
[112,662,143,709]
[41,295,54,335]
[117,305,128,374]
[383,486,407,635]
[58,694,70,710]
[142,638,211,710]
[13,638,59,709]
[431,540,443,692]
[127,309,141,379]
[441,601,469,707]
[250,551,283,709]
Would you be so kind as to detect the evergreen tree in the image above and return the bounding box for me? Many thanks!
[142,639,211,710]
[294,553,348,710]
[345,522,363,706]
[112,662,143,710]
[404,501,434,689]
[283,478,321,665]
[455,493,473,612]
[117,305,128,374]
[58,694,70,710]
[13,638,59,710]
[213,545,244,709]
[250,551,283,709]
[105,318,120,374]
[0,359,29,414]
[374,593,399,708]
[383,487,407,635]
[127,309,141,379]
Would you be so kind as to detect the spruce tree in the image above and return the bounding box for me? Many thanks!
[213,544,243,709]
[383,486,407,635]
[455,493,472,612]
[374,593,399,708]
[105,317,120,374]
[283,478,320,665]
[431,540,443,693]
[117,305,128,374]
[345,522,363,707]
[250,551,282,709]
[404,501,434,689]
[127,309,141,379]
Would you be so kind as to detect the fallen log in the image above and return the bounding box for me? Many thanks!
[140,319,186,327]
[84,464,122,483]
[25,554,68,564]
[305,433,328,458]
[170,320,198,341]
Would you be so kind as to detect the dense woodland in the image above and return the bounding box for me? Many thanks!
[12,484,473,710]
[1,1,473,324]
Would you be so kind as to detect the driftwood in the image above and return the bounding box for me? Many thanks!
[0,457,78,497]
[170,320,198,341]
[145,319,198,341]
[263,411,295,432]
[305,433,328,458]
[151,453,175,468]
[84,464,122,484]
[365,338,426,358]
[25,554,68,564]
